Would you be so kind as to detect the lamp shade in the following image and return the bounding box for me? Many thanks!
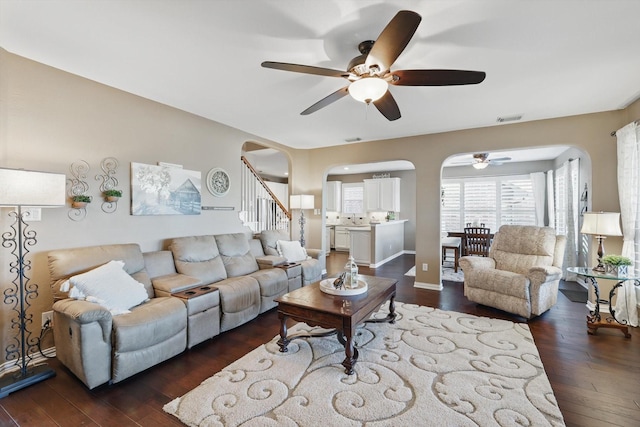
[290,194,314,210]
[300,195,314,210]
[348,77,388,103]
[0,168,66,207]
[581,212,622,236]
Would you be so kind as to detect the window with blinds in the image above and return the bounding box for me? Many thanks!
[441,175,536,232]
[342,183,364,214]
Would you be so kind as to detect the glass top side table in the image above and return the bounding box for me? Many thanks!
[567,267,640,338]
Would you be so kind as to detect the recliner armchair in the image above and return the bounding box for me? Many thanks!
[459,225,566,319]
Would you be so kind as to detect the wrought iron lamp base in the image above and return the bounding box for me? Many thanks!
[0,364,56,398]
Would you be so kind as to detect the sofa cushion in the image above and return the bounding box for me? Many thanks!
[490,226,556,274]
[48,243,153,300]
[112,296,187,352]
[259,229,290,256]
[67,260,149,315]
[214,233,259,277]
[171,235,228,284]
[467,269,531,299]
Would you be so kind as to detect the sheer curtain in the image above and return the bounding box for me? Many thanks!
[613,122,640,326]
[531,172,546,226]
[560,159,579,281]
[546,170,555,229]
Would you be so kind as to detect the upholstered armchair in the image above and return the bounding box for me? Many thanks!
[259,230,325,285]
[459,225,567,319]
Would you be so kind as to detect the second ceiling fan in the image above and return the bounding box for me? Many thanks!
[261,10,486,121]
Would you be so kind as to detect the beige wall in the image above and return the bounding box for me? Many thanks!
[1,47,638,365]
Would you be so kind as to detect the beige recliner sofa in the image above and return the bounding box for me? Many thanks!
[459,225,567,319]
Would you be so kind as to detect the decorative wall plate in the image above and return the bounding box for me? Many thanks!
[206,167,230,197]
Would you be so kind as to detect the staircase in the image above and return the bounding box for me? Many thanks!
[240,156,290,233]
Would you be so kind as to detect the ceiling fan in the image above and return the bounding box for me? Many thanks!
[452,153,513,169]
[261,10,486,121]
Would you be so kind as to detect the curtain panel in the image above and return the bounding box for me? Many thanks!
[614,122,640,327]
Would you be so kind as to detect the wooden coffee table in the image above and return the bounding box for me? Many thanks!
[274,275,397,375]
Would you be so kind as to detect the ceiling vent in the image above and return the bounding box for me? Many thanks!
[345,137,362,143]
[496,114,523,123]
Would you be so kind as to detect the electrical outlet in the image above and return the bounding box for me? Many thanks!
[422,263,428,271]
[42,311,53,328]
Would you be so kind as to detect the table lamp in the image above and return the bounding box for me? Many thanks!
[290,194,314,247]
[0,168,66,398]
[580,211,623,273]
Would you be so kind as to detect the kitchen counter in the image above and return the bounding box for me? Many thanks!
[347,220,407,267]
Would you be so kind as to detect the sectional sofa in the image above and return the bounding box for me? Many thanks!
[47,231,325,389]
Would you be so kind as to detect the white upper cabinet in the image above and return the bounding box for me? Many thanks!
[364,178,401,212]
[326,181,342,212]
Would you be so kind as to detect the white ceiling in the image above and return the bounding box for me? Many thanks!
[2,1,640,151]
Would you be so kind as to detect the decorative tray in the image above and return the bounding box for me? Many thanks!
[319,278,368,296]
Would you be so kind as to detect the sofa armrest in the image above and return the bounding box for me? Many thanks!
[152,273,202,297]
[459,256,496,271]
[53,299,113,341]
[256,255,287,269]
[306,248,325,260]
[527,265,562,284]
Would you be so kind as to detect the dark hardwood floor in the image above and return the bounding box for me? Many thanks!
[1,252,639,426]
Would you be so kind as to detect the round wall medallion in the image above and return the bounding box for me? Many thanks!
[206,168,230,197]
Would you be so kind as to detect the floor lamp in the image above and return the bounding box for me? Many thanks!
[581,211,623,273]
[290,194,314,247]
[0,168,66,398]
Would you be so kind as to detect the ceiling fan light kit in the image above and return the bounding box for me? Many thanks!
[472,161,490,170]
[348,77,388,103]
[261,10,485,121]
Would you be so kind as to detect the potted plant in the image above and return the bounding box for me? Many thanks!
[71,195,92,208]
[601,254,632,277]
[103,189,122,202]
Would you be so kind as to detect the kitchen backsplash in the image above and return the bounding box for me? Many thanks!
[326,211,396,225]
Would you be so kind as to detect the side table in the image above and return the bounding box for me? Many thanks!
[567,267,640,338]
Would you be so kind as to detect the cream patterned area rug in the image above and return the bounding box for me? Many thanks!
[164,303,564,426]
[405,265,465,282]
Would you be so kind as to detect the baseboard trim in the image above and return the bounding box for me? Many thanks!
[414,281,443,291]
[370,251,405,268]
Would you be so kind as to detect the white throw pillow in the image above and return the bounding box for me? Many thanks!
[276,240,309,263]
[69,260,149,315]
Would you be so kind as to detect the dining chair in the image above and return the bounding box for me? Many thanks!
[464,226,491,257]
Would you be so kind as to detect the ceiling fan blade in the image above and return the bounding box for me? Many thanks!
[365,10,421,74]
[300,87,349,115]
[261,61,349,78]
[373,91,401,121]
[390,69,486,86]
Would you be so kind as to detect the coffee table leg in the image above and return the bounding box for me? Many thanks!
[277,314,290,353]
[342,330,358,375]
[365,294,397,325]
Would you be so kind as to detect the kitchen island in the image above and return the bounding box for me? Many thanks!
[350,220,407,267]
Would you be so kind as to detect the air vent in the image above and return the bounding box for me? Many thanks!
[345,137,362,143]
[496,114,523,123]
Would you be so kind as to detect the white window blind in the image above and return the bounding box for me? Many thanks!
[441,182,461,233]
[342,183,364,214]
[501,179,536,225]
[441,175,536,232]
[555,163,568,236]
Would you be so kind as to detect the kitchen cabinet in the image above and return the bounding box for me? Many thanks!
[335,226,350,251]
[326,181,342,212]
[364,177,401,212]
[350,229,371,265]
[325,226,335,252]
